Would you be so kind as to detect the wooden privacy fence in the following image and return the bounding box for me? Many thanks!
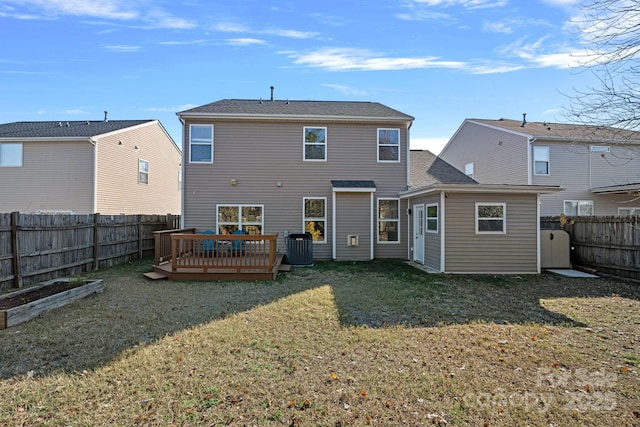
[0,212,180,291]
[541,216,640,281]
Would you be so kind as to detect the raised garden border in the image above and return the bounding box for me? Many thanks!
[0,278,103,329]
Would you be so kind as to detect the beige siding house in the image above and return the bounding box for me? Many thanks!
[0,119,181,214]
[403,151,561,273]
[177,99,414,261]
[439,118,640,216]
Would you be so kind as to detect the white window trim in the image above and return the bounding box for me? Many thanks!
[377,128,401,163]
[138,158,149,185]
[533,146,550,176]
[564,200,594,216]
[189,124,214,164]
[216,204,264,234]
[464,162,474,179]
[475,202,506,234]
[303,197,327,243]
[619,207,640,216]
[0,143,23,167]
[426,203,438,233]
[377,198,401,243]
[303,126,327,162]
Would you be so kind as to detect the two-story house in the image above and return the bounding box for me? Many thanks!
[177,99,414,261]
[0,118,182,215]
[439,117,640,217]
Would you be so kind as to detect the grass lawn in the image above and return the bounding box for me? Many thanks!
[0,258,638,426]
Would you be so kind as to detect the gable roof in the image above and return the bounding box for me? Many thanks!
[178,99,414,122]
[469,118,640,143]
[410,150,477,188]
[0,120,155,140]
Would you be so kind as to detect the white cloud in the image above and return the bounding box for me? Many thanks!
[104,44,141,52]
[322,84,368,96]
[213,22,318,39]
[285,47,466,71]
[226,38,266,46]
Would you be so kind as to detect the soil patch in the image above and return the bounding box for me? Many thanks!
[0,281,83,310]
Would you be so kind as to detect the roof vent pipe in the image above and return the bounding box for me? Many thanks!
[104,111,108,122]
[521,113,527,127]
[270,86,274,102]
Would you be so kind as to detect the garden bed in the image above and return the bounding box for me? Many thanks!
[0,278,103,329]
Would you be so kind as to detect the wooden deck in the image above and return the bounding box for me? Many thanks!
[149,231,283,281]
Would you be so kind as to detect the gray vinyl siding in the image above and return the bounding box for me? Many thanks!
[0,141,94,213]
[444,192,538,273]
[440,122,529,185]
[407,194,441,271]
[335,192,371,261]
[183,119,410,260]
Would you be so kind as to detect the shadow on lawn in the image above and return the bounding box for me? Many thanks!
[0,258,637,379]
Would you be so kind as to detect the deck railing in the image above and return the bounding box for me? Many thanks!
[153,228,196,266]
[169,233,279,273]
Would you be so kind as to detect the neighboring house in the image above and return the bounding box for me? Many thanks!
[402,150,562,273]
[439,117,640,217]
[0,118,182,215]
[177,99,414,261]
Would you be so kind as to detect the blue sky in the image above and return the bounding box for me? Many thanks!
[0,0,596,153]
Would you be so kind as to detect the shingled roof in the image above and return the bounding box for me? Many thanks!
[178,99,414,121]
[0,120,154,139]
[410,150,478,188]
[470,118,640,143]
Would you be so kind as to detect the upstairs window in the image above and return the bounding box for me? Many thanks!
[304,127,327,161]
[378,198,400,242]
[189,124,213,163]
[564,200,593,216]
[378,128,400,162]
[138,159,149,184]
[0,143,22,167]
[476,203,506,234]
[533,146,549,175]
[303,197,326,242]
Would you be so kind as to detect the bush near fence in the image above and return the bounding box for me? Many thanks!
[0,212,180,291]
[541,216,640,281]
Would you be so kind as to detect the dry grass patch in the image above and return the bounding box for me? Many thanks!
[0,259,639,426]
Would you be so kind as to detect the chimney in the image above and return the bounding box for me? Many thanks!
[104,111,109,122]
[270,86,274,102]
[520,113,527,127]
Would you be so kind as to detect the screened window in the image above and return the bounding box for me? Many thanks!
[564,200,593,216]
[189,124,213,163]
[217,205,263,234]
[465,162,474,178]
[378,199,400,242]
[476,203,506,234]
[533,146,549,175]
[0,143,22,167]
[426,203,438,233]
[377,128,400,162]
[303,197,326,242]
[304,127,327,161]
[138,159,149,184]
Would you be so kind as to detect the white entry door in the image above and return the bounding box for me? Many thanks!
[413,204,425,263]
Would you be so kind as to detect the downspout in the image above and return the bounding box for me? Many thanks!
[179,116,186,228]
[406,196,412,260]
[370,192,375,260]
[89,137,98,213]
[440,191,446,272]
[536,193,541,273]
[527,137,533,185]
[332,190,337,260]
[406,122,412,187]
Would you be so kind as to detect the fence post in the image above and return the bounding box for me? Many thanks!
[138,215,143,260]
[10,211,22,288]
[93,213,100,271]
